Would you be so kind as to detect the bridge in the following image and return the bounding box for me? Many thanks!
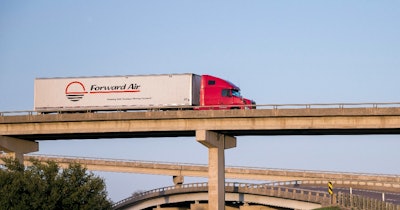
[113,182,400,210]
[2,103,400,140]
[18,154,400,193]
[113,182,330,210]
[2,103,400,209]
[4,154,399,209]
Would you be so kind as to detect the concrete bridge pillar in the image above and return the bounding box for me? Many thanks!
[173,175,184,187]
[196,130,237,210]
[0,136,38,164]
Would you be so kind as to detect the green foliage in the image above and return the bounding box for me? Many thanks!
[0,157,112,210]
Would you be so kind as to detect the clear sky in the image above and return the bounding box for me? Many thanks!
[1,1,400,202]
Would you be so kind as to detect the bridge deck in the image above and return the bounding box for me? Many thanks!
[2,106,400,140]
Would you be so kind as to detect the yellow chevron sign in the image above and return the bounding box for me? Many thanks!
[328,181,333,195]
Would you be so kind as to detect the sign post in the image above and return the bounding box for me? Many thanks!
[328,181,334,204]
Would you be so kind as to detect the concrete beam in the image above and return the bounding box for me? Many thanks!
[196,130,237,210]
[0,136,38,163]
[196,130,237,149]
[173,175,184,186]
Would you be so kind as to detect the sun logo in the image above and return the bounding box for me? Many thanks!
[65,81,88,102]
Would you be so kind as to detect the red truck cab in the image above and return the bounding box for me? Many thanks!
[199,75,255,110]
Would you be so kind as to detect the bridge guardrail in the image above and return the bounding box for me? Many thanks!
[261,180,400,193]
[0,110,36,116]
[298,180,400,191]
[337,192,400,210]
[24,154,202,167]
[112,182,332,209]
[226,165,400,181]
[256,102,400,109]
[2,102,400,116]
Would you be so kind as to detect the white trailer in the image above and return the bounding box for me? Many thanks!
[34,74,201,112]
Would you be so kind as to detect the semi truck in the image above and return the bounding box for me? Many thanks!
[34,73,255,113]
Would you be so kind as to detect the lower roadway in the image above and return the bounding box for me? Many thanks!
[1,154,397,191]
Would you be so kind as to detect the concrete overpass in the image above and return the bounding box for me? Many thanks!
[112,182,330,210]
[16,154,400,193]
[3,154,398,209]
[2,103,400,209]
[2,104,400,140]
[112,182,400,210]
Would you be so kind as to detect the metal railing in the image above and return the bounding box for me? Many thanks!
[295,180,400,191]
[2,102,400,116]
[337,192,400,210]
[256,102,400,109]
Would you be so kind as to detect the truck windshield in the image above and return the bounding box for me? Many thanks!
[231,89,241,97]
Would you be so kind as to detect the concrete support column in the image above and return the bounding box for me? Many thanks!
[0,136,38,164]
[173,175,184,187]
[196,130,236,210]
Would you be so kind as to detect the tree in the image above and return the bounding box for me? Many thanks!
[0,157,112,210]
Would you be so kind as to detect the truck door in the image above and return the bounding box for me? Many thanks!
[220,89,233,106]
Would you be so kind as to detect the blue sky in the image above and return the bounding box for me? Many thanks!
[1,1,400,202]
